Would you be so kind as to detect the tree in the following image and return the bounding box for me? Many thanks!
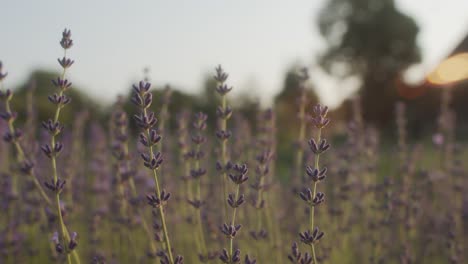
[318,0,421,125]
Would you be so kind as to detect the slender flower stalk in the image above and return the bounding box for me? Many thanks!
[132,80,183,264]
[176,110,193,220]
[297,103,330,264]
[214,65,233,220]
[187,112,209,259]
[110,97,131,223]
[220,163,249,264]
[0,61,51,205]
[115,114,158,260]
[250,109,276,246]
[110,97,157,258]
[41,28,80,264]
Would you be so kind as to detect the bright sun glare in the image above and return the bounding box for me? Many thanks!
[427,53,468,85]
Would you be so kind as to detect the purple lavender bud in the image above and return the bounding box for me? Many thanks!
[41,144,53,158]
[299,227,324,245]
[131,92,153,109]
[214,65,229,83]
[55,244,64,254]
[216,130,232,141]
[54,142,63,155]
[216,161,223,171]
[141,152,163,170]
[220,223,242,238]
[57,57,74,69]
[146,189,170,208]
[190,168,207,179]
[228,172,249,185]
[139,129,161,147]
[215,84,233,96]
[312,192,325,206]
[232,249,241,263]
[134,112,157,130]
[302,254,313,264]
[20,160,34,175]
[132,80,151,95]
[249,229,267,240]
[227,193,245,208]
[191,134,206,145]
[143,92,153,108]
[187,199,204,209]
[68,232,78,250]
[310,116,330,129]
[312,104,328,117]
[131,93,143,106]
[41,119,64,135]
[3,128,23,142]
[219,249,230,263]
[0,111,17,122]
[305,166,327,182]
[44,178,66,193]
[216,106,233,119]
[233,163,247,173]
[51,77,72,90]
[60,28,73,49]
[194,112,208,124]
[287,242,301,263]
[299,188,313,203]
[146,194,162,208]
[149,129,161,145]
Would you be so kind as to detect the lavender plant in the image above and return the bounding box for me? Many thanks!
[220,163,249,264]
[296,103,330,264]
[212,66,254,264]
[187,112,210,260]
[0,61,51,204]
[214,65,233,220]
[0,27,466,264]
[41,28,80,264]
[132,80,183,264]
[110,97,157,259]
[249,109,276,250]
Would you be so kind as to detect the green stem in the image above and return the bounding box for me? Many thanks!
[0,85,51,204]
[229,185,240,261]
[143,109,174,264]
[310,128,322,264]
[47,49,80,264]
[128,177,158,257]
[194,144,207,255]
[221,95,229,220]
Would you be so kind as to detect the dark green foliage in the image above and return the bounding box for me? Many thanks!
[11,70,101,125]
[318,0,421,125]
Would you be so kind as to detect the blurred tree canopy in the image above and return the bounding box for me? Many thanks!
[318,0,421,126]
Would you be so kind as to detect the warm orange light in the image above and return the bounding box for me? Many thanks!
[427,53,468,85]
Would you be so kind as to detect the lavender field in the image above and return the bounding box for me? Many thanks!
[0,27,467,264]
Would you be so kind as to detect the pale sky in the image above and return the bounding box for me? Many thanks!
[2,0,468,108]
